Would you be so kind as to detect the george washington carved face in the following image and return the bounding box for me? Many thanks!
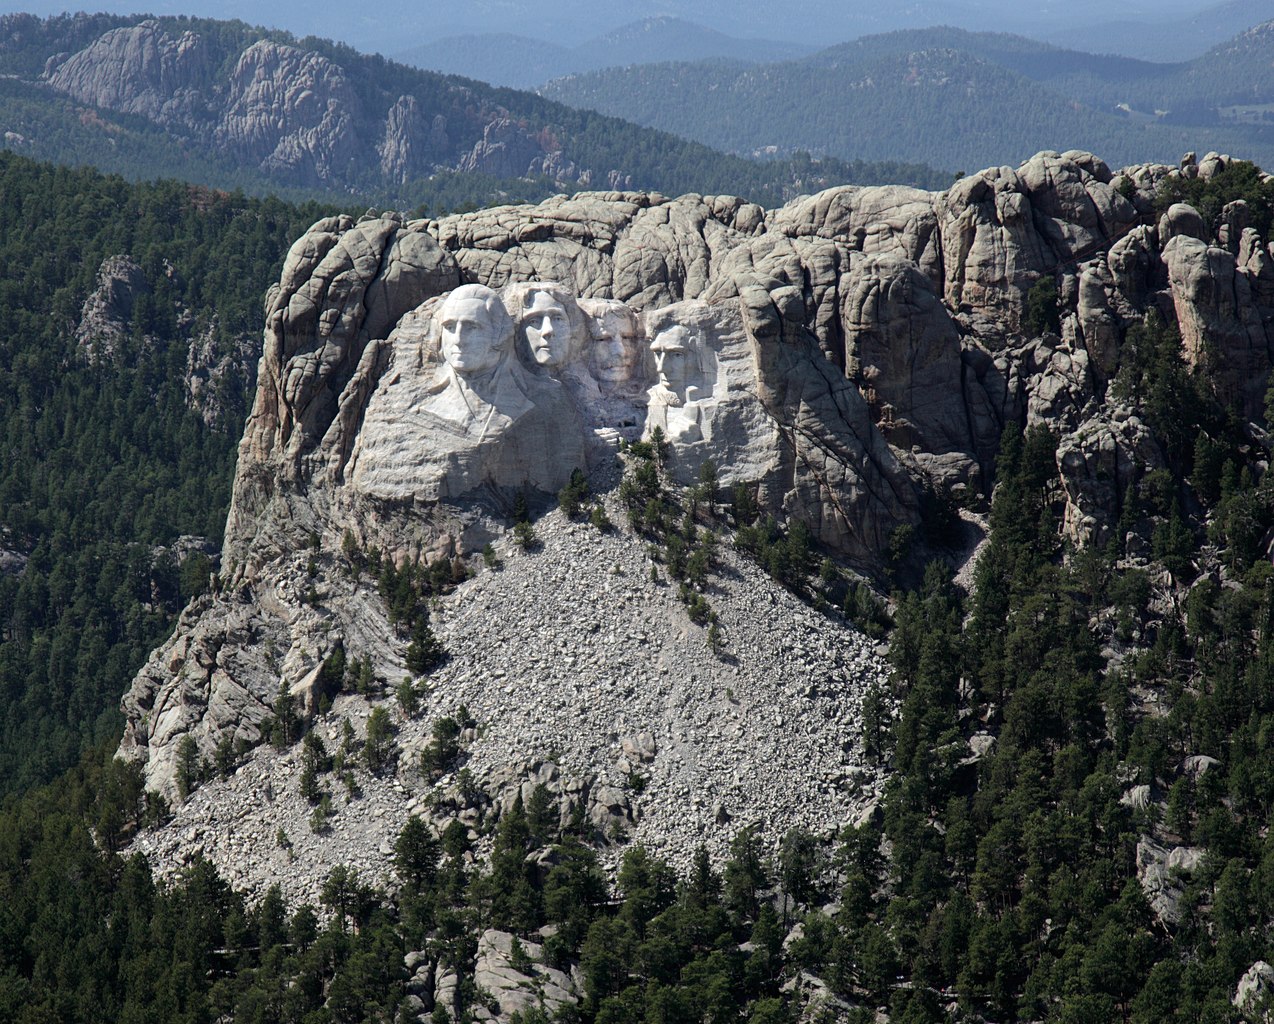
[438,285,513,375]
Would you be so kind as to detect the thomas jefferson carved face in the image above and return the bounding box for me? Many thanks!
[439,287,510,375]
[522,290,574,368]
[588,304,642,383]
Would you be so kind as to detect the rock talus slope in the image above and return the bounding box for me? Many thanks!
[131,491,889,904]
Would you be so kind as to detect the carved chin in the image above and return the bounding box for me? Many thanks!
[652,384,684,407]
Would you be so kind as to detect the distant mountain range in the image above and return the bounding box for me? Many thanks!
[6,11,1273,208]
[395,16,813,90]
[540,23,1274,172]
[1046,0,1274,61]
[9,0,1267,65]
[0,13,948,212]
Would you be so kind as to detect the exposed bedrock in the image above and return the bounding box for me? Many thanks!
[128,149,1274,803]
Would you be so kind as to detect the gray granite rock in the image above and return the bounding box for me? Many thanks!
[1234,961,1274,1023]
[126,493,890,895]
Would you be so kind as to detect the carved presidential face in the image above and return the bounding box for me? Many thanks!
[522,290,574,369]
[588,306,642,383]
[439,293,508,375]
[651,324,694,392]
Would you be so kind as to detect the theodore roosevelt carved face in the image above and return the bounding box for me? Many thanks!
[586,300,643,384]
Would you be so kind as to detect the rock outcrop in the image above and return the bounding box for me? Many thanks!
[1164,233,1272,419]
[76,253,150,362]
[121,149,1274,899]
[457,118,545,179]
[214,41,363,185]
[223,150,1156,577]
[379,95,447,184]
[74,254,257,428]
[36,17,621,193]
[224,189,940,575]
[184,323,258,430]
[1234,961,1274,1023]
[45,19,210,125]
[1136,837,1207,926]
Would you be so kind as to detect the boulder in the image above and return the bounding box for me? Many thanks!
[1158,203,1207,244]
[1234,961,1274,1023]
[1136,838,1206,926]
[1119,784,1157,811]
[472,929,577,1019]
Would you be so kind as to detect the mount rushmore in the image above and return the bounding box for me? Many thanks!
[120,148,1274,829]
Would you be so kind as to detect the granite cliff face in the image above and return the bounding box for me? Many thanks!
[32,18,653,193]
[121,149,1274,904]
[44,19,212,124]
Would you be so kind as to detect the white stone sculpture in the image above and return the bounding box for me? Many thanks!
[505,281,586,372]
[646,319,717,445]
[347,283,588,502]
[580,297,647,392]
[424,283,534,434]
[570,297,652,438]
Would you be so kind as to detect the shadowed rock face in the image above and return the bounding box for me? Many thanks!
[125,148,1274,805]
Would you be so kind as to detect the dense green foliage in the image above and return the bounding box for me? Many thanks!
[0,745,413,1024]
[0,151,326,796]
[1154,158,1274,238]
[0,741,818,1024]
[812,408,1274,1020]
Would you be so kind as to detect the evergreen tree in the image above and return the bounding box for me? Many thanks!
[406,616,445,676]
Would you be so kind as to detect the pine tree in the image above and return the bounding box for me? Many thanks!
[176,735,200,801]
[394,816,441,894]
[364,707,397,775]
[406,616,444,676]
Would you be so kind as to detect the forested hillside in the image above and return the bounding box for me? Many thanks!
[541,24,1274,172]
[0,152,328,795]
[1,144,1273,1022]
[3,410,1271,1024]
[0,13,948,209]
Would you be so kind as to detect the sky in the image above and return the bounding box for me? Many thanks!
[0,0,1228,56]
